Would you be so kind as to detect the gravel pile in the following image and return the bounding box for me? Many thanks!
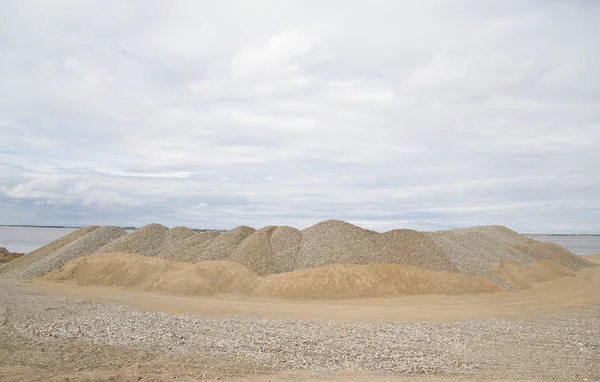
[155,226,197,260]
[296,220,377,269]
[196,226,256,261]
[165,231,221,262]
[270,226,302,273]
[0,226,98,278]
[425,225,596,287]
[95,223,168,257]
[230,226,277,276]
[3,220,595,287]
[513,240,594,270]
[15,226,126,279]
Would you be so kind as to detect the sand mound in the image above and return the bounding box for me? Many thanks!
[45,252,258,296]
[17,226,126,279]
[95,223,168,257]
[260,263,502,299]
[196,226,256,261]
[0,226,99,278]
[494,260,574,290]
[43,252,503,299]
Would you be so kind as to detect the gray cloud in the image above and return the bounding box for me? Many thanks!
[1,0,599,233]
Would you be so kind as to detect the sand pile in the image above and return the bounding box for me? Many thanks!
[261,263,502,299]
[494,260,574,290]
[0,226,99,278]
[16,226,126,279]
[43,252,503,299]
[45,252,258,296]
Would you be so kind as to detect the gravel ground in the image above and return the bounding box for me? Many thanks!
[1,280,598,381]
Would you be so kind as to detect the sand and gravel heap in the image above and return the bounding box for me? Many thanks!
[512,239,593,270]
[0,247,25,264]
[95,224,169,257]
[230,225,304,276]
[295,220,377,269]
[493,260,574,290]
[44,252,502,299]
[424,225,595,287]
[0,225,99,278]
[155,226,197,259]
[4,220,596,297]
[14,226,126,279]
[195,226,256,261]
[162,230,222,262]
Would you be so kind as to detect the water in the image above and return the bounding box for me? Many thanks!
[0,227,77,254]
[0,227,599,255]
[528,235,600,255]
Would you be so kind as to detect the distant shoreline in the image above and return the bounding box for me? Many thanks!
[0,224,597,236]
[0,224,220,232]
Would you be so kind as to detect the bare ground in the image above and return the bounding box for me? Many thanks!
[1,274,600,381]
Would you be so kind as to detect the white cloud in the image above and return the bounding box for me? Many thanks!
[0,0,598,233]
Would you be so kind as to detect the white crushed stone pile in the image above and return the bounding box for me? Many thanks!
[17,226,126,279]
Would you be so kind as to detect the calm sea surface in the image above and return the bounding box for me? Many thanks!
[0,227,77,254]
[0,226,599,255]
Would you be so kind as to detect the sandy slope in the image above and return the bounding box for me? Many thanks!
[41,252,504,299]
[583,253,600,264]
[26,264,600,322]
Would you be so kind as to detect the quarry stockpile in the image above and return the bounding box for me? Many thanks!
[7,226,126,279]
[2,220,596,296]
[0,225,99,278]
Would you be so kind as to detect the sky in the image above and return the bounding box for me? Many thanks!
[0,0,599,233]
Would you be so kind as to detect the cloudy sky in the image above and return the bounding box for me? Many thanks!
[1,0,599,233]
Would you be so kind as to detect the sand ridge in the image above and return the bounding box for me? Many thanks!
[2,221,596,297]
[47,252,589,300]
